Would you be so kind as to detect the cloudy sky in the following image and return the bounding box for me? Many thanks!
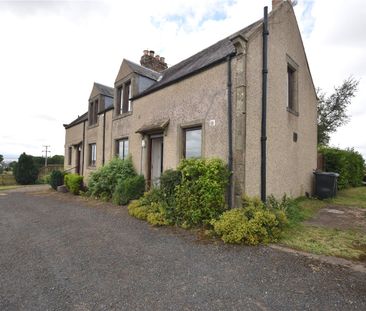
[0,0,365,161]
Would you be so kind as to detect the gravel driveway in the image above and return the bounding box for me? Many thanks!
[0,187,365,311]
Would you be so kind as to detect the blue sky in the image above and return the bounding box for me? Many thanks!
[0,0,365,161]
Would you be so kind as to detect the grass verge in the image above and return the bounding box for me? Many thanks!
[331,187,366,208]
[279,187,366,261]
[280,225,366,261]
[0,185,21,191]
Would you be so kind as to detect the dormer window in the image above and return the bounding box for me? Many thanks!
[89,99,98,126]
[116,81,132,115]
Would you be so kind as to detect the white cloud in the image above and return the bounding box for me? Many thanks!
[297,0,366,158]
[1,0,365,161]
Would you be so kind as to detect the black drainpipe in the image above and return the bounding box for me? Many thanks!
[81,120,85,176]
[261,6,269,202]
[227,55,233,209]
[102,112,106,165]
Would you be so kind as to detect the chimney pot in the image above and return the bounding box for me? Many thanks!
[140,49,168,72]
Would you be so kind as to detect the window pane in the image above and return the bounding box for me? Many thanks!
[287,66,296,111]
[118,140,123,159]
[90,144,96,165]
[185,128,201,158]
[119,87,123,114]
[123,139,129,159]
[128,83,132,111]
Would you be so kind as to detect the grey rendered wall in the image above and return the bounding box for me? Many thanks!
[112,62,229,179]
[244,3,317,198]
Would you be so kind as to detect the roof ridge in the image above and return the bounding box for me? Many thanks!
[124,59,161,75]
[94,81,114,90]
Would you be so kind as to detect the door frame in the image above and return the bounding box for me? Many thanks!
[75,144,82,175]
[148,133,164,187]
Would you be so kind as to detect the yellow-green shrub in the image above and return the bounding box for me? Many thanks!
[64,173,83,195]
[128,200,151,220]
[211,208,249,243]
[211,195,288,245]
[146,202,170,226]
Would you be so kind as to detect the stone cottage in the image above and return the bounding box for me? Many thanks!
[64,0,317,206]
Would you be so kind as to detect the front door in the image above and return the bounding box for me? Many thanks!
[150,136,163,186]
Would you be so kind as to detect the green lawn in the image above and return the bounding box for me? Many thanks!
[281,225,366,261]
[332,187,366,208]
[0,185,21,191]
[280,186,366,261]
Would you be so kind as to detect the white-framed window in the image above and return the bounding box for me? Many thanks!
[89,143,96,166]
[89,100,98,125]
[286,55,299,115]
[127,82,132,112]
[116,81,132,114]
[183,126,202,158]
[116,138,129,160]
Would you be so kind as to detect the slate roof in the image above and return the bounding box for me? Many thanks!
[94,82,114,98]
[124,59,161,81]
[64,112,88,129]
[134,19,262,99]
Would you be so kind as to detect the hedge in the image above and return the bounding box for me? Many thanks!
[319,147,365,189]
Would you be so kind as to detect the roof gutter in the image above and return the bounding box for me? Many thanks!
[261,6,269,202]
[227,55,233,209]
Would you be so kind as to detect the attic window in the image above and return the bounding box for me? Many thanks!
[286,55,299,115]
[117,86,123,114]
[287,65,296,111]
[89,99,98,125]
[116,81,132,115]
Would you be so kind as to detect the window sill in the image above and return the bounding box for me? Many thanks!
[287,107,299,117]
[113,111,133,121]
[87,165,97,170]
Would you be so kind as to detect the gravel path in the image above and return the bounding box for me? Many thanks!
[0,189,365,311]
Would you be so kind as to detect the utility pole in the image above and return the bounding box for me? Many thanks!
[42,145,50,167]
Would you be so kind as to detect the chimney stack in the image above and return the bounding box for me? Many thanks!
[140,49,168,72]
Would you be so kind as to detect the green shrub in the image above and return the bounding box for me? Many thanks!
[64,173,83,195]
[13,153,39,185]
[174,158,230,227]
[138,188,164,206]
[43,174,51,185]
[87,157,137,200]
[112,175,145,205]
[160,169,182,202]
[49,170,64,190]
[319,147,365,189]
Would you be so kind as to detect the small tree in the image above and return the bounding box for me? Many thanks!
[0,154,3,174]
[317,77,359,145]
[14,153,39,185]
